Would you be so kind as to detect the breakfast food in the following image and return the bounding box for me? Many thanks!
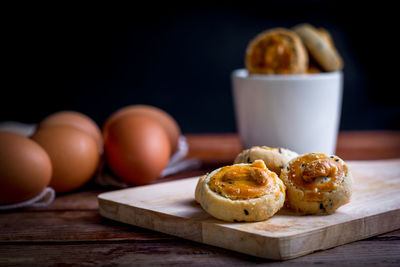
[280,153,353,214]
[195,160,285,222]
[292,23,343,72]
[245,24,342,74]
[234,146,298,176]
[103,105,181,154]
[104,115,170,185]
[37,111,103,154]
[31,126,100,193]
[0,132,52,204]
[245,28,308,74]
[307,62,323,74]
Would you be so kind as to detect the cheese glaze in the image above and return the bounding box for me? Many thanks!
[288,153,347,201]
[207,160,281,200]
[248,34,295,74]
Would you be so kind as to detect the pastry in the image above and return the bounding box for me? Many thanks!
[195,160,285,222]
[234,146,298,176]
[245,28,308,74]
[280,153,353,214]
[307,62,323,74]
[292,23,343,72]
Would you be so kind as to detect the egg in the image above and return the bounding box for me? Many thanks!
[31,126,99,193]
[104,115,170,185]
[37,110,103,154]
[103,105,180,154]
[0,132,52,204]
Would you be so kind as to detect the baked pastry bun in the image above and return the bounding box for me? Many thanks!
[292,23,343,72]
[195,160,285,222]
[280,153,353,214]
[234,146,298,176]
[245,28,308,74]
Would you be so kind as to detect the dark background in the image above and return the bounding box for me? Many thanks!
[2,1,399,133]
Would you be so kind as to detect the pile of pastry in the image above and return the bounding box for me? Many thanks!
[245,23,343,75]
[195,147,353,222]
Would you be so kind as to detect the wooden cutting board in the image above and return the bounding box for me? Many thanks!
[98,158,400,260]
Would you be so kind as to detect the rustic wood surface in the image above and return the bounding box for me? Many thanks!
[98,158,400,260]
[1,131,400,265]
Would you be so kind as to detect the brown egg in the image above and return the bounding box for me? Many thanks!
[104,115,170,185]
[103,105,180,154]
[0,132,52,204]
[38,110,103,154]
[31,126,99,193]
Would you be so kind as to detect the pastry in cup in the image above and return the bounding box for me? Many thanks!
[292,23,343,72]
[234,146,298,176]
[280,153,353,214]
[245,28,308,74]
[195,160,285,222]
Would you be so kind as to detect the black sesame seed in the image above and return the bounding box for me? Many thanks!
[330,156,334,158]
[233,219,238,222]
[320,203,326,211]
[278,148,282,154]
[287,166,290,171]
[244,209,249,215]
[301,164,305,168]
[335,159,339,162]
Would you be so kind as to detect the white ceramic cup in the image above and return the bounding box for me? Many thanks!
[232,69,343,155]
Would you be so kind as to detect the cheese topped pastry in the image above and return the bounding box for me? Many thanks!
[195,160,285,222]
[245,28,308,74]
[234,146,298,176]
[280,153,353,214]
[292,23,343,72]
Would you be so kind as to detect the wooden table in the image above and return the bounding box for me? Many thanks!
[1,131,400,265]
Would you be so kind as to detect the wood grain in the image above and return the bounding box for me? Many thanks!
[98,158,400,260]
[0,211,174,242]
[1,131,400,265]
[336,131,400,160]
[184,131,400,165]
[1,237,399,266]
